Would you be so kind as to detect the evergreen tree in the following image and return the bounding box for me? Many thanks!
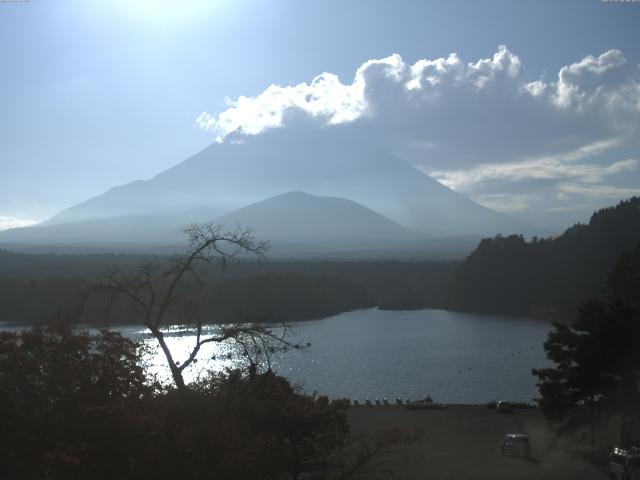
[533,245,640,446]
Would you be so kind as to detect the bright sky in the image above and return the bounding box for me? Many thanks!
[0,0,639,228]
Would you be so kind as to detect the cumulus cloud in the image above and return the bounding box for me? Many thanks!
[0,216,39,231]
[196,71,367,140]
[198,46,640,224]
[553,49,632,108]
[200,46,639,147]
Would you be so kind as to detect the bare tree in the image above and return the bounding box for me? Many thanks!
[78,223,294,393]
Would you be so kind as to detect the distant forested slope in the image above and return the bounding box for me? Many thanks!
[0,253,455,325]
[4,198,638,325]
[608,242,640,310]
[455,197,640,317]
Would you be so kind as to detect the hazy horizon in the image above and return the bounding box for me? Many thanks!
[1,0,639,233]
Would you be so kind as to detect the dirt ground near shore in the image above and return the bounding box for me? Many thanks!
[346,405,608,480]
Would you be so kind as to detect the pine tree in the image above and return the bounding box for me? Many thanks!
[533,246,640,446]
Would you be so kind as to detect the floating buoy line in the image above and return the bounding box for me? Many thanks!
[455,344,538,375]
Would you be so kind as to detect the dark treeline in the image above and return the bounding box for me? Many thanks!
[455,197,640,318]
[0,253,456,325]
[2,197,639,325]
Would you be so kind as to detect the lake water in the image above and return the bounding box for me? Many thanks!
[270,308,551,404]
[59,308,552,404]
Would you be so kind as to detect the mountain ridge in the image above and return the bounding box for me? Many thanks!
[42,128,533,237]
[0,191,429,254]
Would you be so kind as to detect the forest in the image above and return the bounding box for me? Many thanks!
[0,253,456,325]
[455,197,640,318]
[1,197,639,325]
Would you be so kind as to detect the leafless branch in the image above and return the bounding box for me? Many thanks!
[78,222,285,393]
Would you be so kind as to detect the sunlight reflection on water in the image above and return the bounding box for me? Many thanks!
[2,308,552,403]
[115,309,553,403]
[115,324,249,384]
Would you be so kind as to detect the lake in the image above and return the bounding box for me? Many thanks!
[273,308,551,403]
[84,308,552,404]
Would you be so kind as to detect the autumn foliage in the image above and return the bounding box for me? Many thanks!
[0,326,349,480]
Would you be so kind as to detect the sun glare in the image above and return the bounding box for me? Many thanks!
[113,0,220,26]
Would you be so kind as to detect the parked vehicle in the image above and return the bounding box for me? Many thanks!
[500,434,530,458]
[496,401,513,413]
[609,447,640,480]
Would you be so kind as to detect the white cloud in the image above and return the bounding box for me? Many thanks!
[200,47,639,149]
[553,49,630,108]
[0,216,39,231]
[197,46,640,224]
[473,193,539,213]
[200,46,529,142]
[428,140,637,192]
[555,182,640,200]
[196,70,368,141]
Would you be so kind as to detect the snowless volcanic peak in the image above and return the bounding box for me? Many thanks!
[34,127,531,238]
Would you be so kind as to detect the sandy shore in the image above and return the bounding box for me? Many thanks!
[346,405,607,480]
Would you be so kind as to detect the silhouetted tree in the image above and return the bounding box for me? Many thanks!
[188,372,350,480]
[0,326,353,480]
[0,326,159,479]
[79,223,294,393]
[533,247,640,446]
